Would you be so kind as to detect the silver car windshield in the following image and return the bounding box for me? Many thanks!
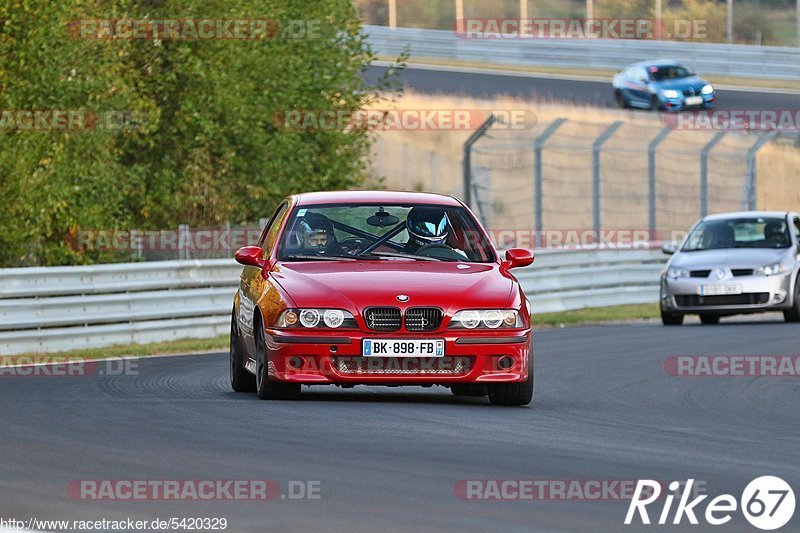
[682,218,791,251]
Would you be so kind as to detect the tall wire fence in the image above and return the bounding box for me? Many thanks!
[370,116,782,245]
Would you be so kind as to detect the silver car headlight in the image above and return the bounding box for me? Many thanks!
[666,267,690,279]
[662,89,680,99]
[701,84,714,95]
[754,262,789,276]
[276,308,357,328]
[449,309,522,329]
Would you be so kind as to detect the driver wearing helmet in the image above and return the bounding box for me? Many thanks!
[404,207,467,259]
[297,212,341,254]
[764,221,788,247]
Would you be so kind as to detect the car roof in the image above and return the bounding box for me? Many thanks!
[703,211,791,221]
[293,190,462,207]
[627,59,685,69]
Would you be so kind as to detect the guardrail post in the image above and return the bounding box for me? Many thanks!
[592,121,623,233]
[647,127,671,236]
[743,131,778,210]
[462,114,496,208]
[700,131,726,217]
[534,118,567,248]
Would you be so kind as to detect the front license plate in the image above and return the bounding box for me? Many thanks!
[363,339,445,357]
[685,96,703,105]
[700,284,742,296]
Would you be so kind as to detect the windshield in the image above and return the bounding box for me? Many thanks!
[682,217,790,251]
[276,203,496,262]
[649,65,692,81]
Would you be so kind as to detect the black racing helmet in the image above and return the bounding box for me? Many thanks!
[764,220,786,242]
[406,207,449,245]
[297,212,334,249]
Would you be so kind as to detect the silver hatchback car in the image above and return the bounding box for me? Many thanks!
[661,211,800,325]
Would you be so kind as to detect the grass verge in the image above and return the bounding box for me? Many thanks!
[533,303,660,327]
[3,335,228,362]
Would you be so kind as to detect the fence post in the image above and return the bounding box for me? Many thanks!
[462,114,496,207]
[647,127,671,236]
[743,131,778,210]
[178,224,190,261]
[700,131,727,217]
[534,118,567,248]
[592,121,623,233]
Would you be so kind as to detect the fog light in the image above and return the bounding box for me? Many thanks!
[497,356,515,370]
[287,356,305,369]
[773,290,787,304]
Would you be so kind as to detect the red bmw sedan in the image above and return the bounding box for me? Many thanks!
[230,191,535,405]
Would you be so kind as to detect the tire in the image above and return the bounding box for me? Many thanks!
[615,90,628,109]
[450,384,489,397]
[488,367,534,406]
[650,95,661,111]
[699,313,720,325]
[255,318,300,400]
[230,312,256,392]
[784,280,800,323]
[661,306,684,326]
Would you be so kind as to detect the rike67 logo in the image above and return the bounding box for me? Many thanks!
[626,477,795,530]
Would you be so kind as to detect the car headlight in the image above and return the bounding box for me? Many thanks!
[755,263,789,276]
[662,89,680,99]
[276,308,356,328]
[666,267,690,279]
[701,84,714,95]
[449,309,522,329]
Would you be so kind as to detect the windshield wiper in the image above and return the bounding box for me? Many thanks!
[361,251,446,262]
[282,254,356,261]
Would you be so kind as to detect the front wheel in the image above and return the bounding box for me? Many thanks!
[650,95,661,111]
[784,281,800,323]
[489,368,533,406]
[661,306,684,326]
[255,320,300,400]
[230,312,255,392]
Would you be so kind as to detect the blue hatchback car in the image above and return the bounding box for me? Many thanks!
[612,60,716,112]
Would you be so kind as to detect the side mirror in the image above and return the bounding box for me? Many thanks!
[503,248,534,269]
[662,241,679,255]
[234,246,265,267]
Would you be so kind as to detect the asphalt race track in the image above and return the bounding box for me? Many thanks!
[364,64,800,111]
[2,319,799,532]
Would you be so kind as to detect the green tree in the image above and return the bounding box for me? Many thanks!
[0,0,395,266]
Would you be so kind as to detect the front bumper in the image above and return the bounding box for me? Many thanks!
[660,92,716,112]
[262,329,531,384]
[661,273,792,314]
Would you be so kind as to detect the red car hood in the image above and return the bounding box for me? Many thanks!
[271,260,516,313]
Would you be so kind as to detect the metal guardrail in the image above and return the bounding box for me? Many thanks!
[0,249,667,355]
[364,25,800,81]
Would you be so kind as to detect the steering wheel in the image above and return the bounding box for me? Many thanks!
[339,237,370,255]
[415,244,466,261]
